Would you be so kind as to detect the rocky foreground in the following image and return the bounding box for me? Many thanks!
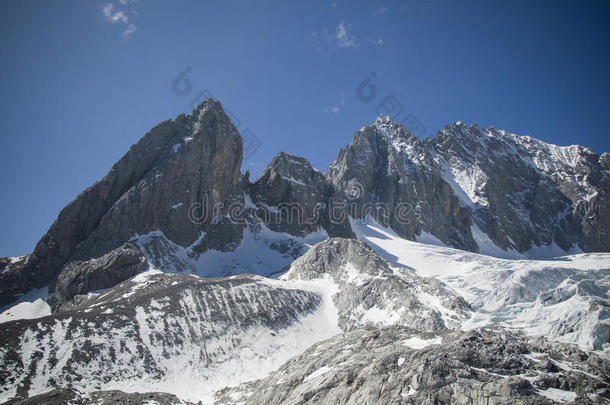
[217,327,610,405]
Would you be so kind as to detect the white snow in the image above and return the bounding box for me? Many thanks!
[415,231,447,247]
[130,224,328,279]
[537,387,578,403]
[351,215,610,353]
[0,287,50,324]
[115,276,341,403]
[280,175,307,186]
[303,365,334,382]
[8,255,26,264]
[401,336,443,349]
[358,305,401,326]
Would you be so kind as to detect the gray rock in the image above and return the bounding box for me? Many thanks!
[325,116,477,252]
[216,327,610,405]
[429,122,610,253]
[4,388,197,405]
[0,272,321,403]
[248,151,354,238]
[326,116,610,255]
[46,243,149,311]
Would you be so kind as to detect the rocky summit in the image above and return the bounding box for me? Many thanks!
[0,99,609,404]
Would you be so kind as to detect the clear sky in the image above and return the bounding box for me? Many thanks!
[1,0,609,257]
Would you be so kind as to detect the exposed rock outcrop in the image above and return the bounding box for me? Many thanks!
[216,327,610,405]
[248,152,353,238]
[430,122,610,253]
[46,243,149,311]
[326,116,610,256]
[3,388,197,405]
[325,116,477,252]
[0,272,324,403]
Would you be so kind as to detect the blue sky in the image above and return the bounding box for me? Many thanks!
[1,0,609,257]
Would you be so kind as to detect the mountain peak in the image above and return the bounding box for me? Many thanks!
[190,98,225,117]
[367,114,418,145]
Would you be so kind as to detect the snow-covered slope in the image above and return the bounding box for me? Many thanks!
[0,237,484,404]
[281,238,471,332]
[0,287,50,324]
[129,221,328,278]
[0,271,338,403]
[351,216,610,352]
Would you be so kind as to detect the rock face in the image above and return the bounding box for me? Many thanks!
[326,116,610,256]
[216,327,610,405]
[430,122,610,253]
[325,116,477,252]
[46,243,149,311]
[0,100,244,307]
[248,152,353,238]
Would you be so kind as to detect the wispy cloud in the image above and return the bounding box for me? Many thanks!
[335,21,357,48]
[374,6,388,16]
[102,2,138,40]
[399,0,439,14]
[312,20,385,52]
[325,94,345,114]
[367,37,384,47]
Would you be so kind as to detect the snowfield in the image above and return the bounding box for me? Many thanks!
[351,215,610,353]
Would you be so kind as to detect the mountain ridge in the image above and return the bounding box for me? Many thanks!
[1,99,608,308]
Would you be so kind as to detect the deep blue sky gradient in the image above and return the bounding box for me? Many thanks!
[1,0,609,256]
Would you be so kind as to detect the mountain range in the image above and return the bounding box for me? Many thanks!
[0,99,608,404]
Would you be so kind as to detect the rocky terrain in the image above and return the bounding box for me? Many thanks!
[0,99,609,404]
[216,327,610,405]
[4,389,197,405]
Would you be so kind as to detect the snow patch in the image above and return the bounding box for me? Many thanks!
[0,287,50,324]
[401,336,442,350]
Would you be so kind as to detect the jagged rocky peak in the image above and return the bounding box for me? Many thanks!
[325,116,477,252]
[251,151,326,201]
[430,120,610,254]
[326,114,609,256]
[371,114,419,142]
[0,98,245,307]
[249,152,354,238]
